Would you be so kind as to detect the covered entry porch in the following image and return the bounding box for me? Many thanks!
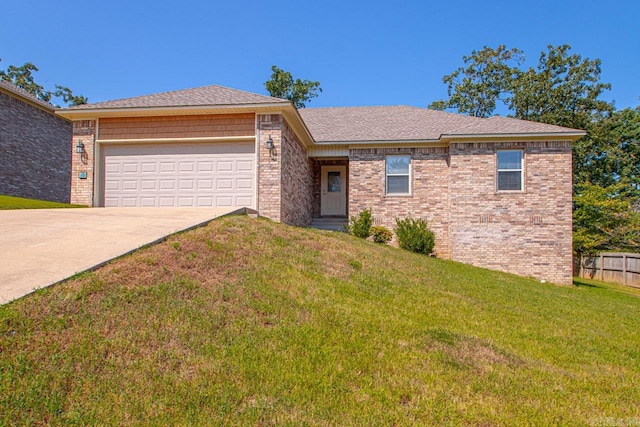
[310,157,349,230]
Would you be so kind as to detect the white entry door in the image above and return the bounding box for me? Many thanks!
[321,166,346,216]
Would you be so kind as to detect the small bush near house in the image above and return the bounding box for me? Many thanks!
[371,225,393,244]
[346,208,373,239]
[395,217,435,255]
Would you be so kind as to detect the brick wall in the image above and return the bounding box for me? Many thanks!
[349,147,451,257]
[257,114,313,227]
[69,121,96,206]
[99,114,255,140]
[0,91,72,203]
[348,141,573,284]
[257,115,282,222]
[280,120,313,226]
[448,141,573,284]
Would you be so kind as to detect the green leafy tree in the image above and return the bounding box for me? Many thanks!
[573,182,640,253]
[574,106,640,199]
[264,65,322,108]
[428,45,524,117]
[510,44,613,129]
[0,58,87,106]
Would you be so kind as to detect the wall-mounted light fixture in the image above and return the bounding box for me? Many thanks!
[266,135,274,150]
[75,140,85,154]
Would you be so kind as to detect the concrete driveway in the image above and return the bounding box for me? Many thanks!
[0,207,244,304]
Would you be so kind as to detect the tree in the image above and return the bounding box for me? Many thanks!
[574,106,640,199]
[573,182,640,253]
[510,45,613,130]
[428,45,524,117]
[264,65,321,108]
[0,58,87,106]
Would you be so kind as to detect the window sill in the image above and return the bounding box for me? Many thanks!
[385,193,412,198]
[495,190,525,194]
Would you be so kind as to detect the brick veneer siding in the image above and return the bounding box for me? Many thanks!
[448,141,573,284]
[0,90,71,202]
[69,120,96,206]
[257,115,283,222]
[257,114,313,227]
[280,120,313,226]
[349,147,451,257]
[348,141,573,284]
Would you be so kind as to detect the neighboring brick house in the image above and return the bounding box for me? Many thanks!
[0,80,72,202]
[57,85,585,284]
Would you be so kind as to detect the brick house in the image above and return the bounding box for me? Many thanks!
[57,85,585,284]
[0,80,72,202]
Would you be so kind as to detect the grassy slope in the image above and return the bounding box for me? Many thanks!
[0,195,85,209]
[1,216,639,425]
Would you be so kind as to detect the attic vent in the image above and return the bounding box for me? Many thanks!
[530,215,543,225]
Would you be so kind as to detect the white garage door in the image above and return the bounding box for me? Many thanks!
[103,142,255,208]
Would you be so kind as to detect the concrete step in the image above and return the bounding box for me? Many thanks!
[309,217,348,231]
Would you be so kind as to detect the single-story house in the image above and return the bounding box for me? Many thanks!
[57,85,585,284]
[0,80,72,203]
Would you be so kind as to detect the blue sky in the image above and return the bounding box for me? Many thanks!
[2,0,638,110]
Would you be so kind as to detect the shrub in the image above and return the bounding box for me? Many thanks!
[346,208,373,239]
[395,217,435,255]
[371,225,393,244]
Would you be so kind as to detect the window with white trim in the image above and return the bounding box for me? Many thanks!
[386,155,411,195]
[496,150,523,191]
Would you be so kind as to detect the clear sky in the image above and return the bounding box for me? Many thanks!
[2,0,638,110]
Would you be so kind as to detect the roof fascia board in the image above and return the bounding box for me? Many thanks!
[314,139,442,145]
[442,132,586,142]
[55,102,292,119]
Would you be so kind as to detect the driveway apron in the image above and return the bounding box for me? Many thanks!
[0,207,240,304]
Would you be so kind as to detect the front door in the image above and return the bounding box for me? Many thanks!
[321,166,346,216]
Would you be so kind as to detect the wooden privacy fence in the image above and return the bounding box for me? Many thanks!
[577,252,640,288]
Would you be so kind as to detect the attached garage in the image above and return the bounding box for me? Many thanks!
[101,141,256,208]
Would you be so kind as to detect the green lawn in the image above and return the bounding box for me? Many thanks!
[1,216,639,425]
[0,194,85,209]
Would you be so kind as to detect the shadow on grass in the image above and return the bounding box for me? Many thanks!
[574,277,640,298]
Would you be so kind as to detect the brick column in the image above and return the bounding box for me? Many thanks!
[257,114,282,222]
[70,120,96,206]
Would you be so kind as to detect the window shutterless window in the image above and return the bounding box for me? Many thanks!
[496,150,523,191]
[386,155,411,195]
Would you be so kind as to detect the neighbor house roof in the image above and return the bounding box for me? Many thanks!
[299,106,585,143]
[0,79,56,112]
[63,84,289,110]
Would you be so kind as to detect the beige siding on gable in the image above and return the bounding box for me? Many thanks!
[99,113,255,140]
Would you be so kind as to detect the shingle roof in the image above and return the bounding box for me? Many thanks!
[298,106,584,142]
[64,84,288,110]
[0,79,55,111]
[456,115,585,135]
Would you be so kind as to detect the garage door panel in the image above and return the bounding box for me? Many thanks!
[103,142,255,208]
[237,161,253,171]
[217,161,233,172]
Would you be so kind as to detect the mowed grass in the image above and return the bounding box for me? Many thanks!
[0,195,85,209]
[1,216,639,425]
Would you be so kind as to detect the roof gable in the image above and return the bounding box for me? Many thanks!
[64,84,289,110]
